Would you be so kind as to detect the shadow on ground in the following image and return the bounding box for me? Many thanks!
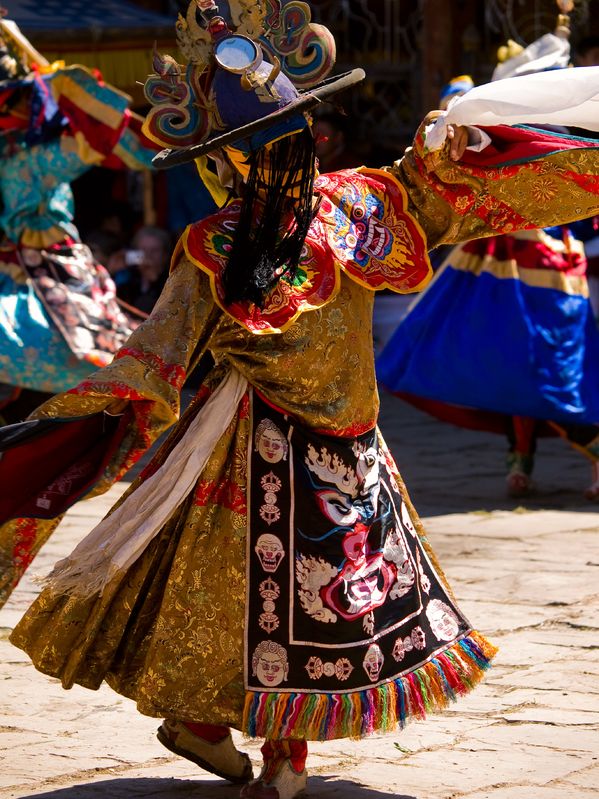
[377,392,594,517]
[18,776,416,799]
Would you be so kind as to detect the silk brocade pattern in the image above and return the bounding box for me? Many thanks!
[10,126,599,731]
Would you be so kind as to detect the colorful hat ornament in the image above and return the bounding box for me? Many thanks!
[144,0,365,169]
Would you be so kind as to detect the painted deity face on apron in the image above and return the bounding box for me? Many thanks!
[302,442,414,623]
[246,392,472,700]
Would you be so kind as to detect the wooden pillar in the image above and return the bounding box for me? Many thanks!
[421,0,455,113]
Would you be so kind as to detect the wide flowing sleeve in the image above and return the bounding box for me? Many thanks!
[0,256,217,607]
[32,257,212,433]
[391,122,599,249]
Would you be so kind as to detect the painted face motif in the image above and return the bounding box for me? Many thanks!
[426,599,460,642]
[253,645,289,687]
[362,643,384,682]
[255,533,285,573]
[255,420,288,463]
[334,189,391,267]
[322,521,395,620]
[359,212,392,261]
[304,444,396,622]
[316,488,360,526]
[355,446,380,492]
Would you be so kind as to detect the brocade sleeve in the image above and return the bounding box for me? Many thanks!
[31,257,216,449]
[389,122,599,248]
[0,258,216,608]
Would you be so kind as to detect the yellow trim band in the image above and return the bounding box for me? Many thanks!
[448,250,589,297]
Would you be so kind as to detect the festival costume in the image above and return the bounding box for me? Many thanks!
[377,222,599,487]
[3,2,599,796]
[378,22,599,499]
[0,18,157,400]
[4,157,503,729]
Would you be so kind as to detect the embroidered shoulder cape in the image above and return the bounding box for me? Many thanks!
[182,168,432,334]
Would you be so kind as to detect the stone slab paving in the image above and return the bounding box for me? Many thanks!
[1,395,598,798]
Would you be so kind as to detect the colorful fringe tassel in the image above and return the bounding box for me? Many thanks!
[242,631,497,741]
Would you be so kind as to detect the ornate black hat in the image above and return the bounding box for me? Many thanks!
[143,1,365,169]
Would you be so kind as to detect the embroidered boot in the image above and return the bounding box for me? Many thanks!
[506,452,534,498]
[157,719,253,784]
[240,739,308,799]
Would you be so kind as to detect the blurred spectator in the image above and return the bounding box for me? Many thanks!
[99,206,135,245]
[574,35,599,67]
[116,226,172,314]
[84,229,124,276]
[313,110,362,173]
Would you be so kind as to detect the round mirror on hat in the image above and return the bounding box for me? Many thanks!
[214,35,262,73]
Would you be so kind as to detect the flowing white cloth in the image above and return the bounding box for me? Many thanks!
[43,368,248,597]
[426,66,599,152]
[492,33,570,82]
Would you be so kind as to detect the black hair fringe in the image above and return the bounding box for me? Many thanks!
[222,127,317,308]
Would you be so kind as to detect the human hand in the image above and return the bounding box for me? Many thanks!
[423,111,469,161]
[104,400,128,417]
[446,124,469,161]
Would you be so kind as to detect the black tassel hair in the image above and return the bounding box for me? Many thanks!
[222,126,317,308]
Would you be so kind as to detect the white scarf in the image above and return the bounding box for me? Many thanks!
[426,66,599,152]
[43,368,248,597]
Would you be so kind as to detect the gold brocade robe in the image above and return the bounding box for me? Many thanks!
[7,129,599,730]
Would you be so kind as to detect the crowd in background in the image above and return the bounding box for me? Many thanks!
[84,225,171,316]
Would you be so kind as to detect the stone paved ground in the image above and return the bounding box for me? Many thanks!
[1,393,598,799]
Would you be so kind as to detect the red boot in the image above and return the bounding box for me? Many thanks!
[240,739,308,799]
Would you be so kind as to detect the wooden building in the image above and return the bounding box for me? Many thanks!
[3,0,174,103]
